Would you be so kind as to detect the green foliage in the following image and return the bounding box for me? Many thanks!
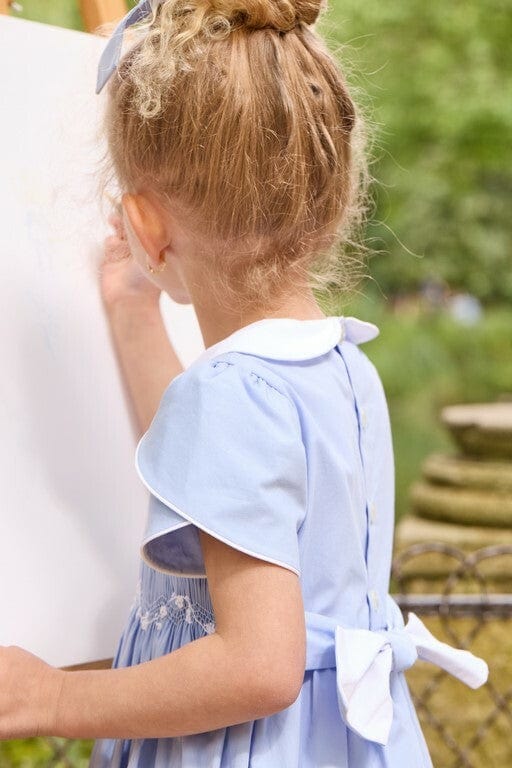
[0,737,94,766]
[12,0,83,30]
[318,0,512,303]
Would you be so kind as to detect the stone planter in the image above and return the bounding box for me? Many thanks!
[441,402,512,460]
[394,401,512,583]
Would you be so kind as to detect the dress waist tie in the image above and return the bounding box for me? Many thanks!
[304,596,488,746]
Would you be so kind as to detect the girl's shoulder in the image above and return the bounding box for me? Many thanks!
[165,351,298,411]
[137,351,308,578]
[158,313,382,421]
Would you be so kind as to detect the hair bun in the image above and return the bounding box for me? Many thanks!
[216,0,323,33]
[293,0,323,26]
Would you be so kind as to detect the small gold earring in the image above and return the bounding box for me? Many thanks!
[146,255,167,274]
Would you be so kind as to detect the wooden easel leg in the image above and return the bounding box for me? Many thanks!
[79,0,128,34]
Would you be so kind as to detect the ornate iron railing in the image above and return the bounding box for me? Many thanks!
[391,543,512,768]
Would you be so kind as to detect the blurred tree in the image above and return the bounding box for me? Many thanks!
[15,0,84,30]
[319,0,512,304]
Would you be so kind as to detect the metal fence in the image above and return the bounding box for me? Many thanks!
[392,543,512,768]
[1,543,511,767]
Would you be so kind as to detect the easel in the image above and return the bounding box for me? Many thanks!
[0,0,128,33]
[79,0,128,33]
[0,0,129,672]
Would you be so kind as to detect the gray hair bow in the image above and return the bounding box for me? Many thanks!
[96,0,163,94]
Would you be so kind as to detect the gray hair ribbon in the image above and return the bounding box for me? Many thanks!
[96,0,163,94]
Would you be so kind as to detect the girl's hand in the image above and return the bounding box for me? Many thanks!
[0,645,64,739]
[99,212,162,310]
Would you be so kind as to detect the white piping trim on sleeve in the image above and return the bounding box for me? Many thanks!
[134,438,302,578]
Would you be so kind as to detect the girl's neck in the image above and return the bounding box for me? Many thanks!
[193,292,328,350]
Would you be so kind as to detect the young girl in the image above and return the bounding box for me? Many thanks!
[0,0,488,765]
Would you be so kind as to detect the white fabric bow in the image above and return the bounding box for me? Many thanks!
[334,611,489,745]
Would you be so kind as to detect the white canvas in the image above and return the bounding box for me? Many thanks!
[0,15,205,668]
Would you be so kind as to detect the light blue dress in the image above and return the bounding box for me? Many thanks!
[89,314,486,768]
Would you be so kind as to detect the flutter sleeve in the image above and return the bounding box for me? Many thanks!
[134,357,308,578]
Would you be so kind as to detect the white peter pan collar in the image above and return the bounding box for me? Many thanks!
[194,315,380,365]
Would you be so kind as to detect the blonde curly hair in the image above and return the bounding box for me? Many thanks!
[98,0,371,313]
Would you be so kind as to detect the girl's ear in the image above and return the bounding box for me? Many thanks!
[121,192,170,267]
